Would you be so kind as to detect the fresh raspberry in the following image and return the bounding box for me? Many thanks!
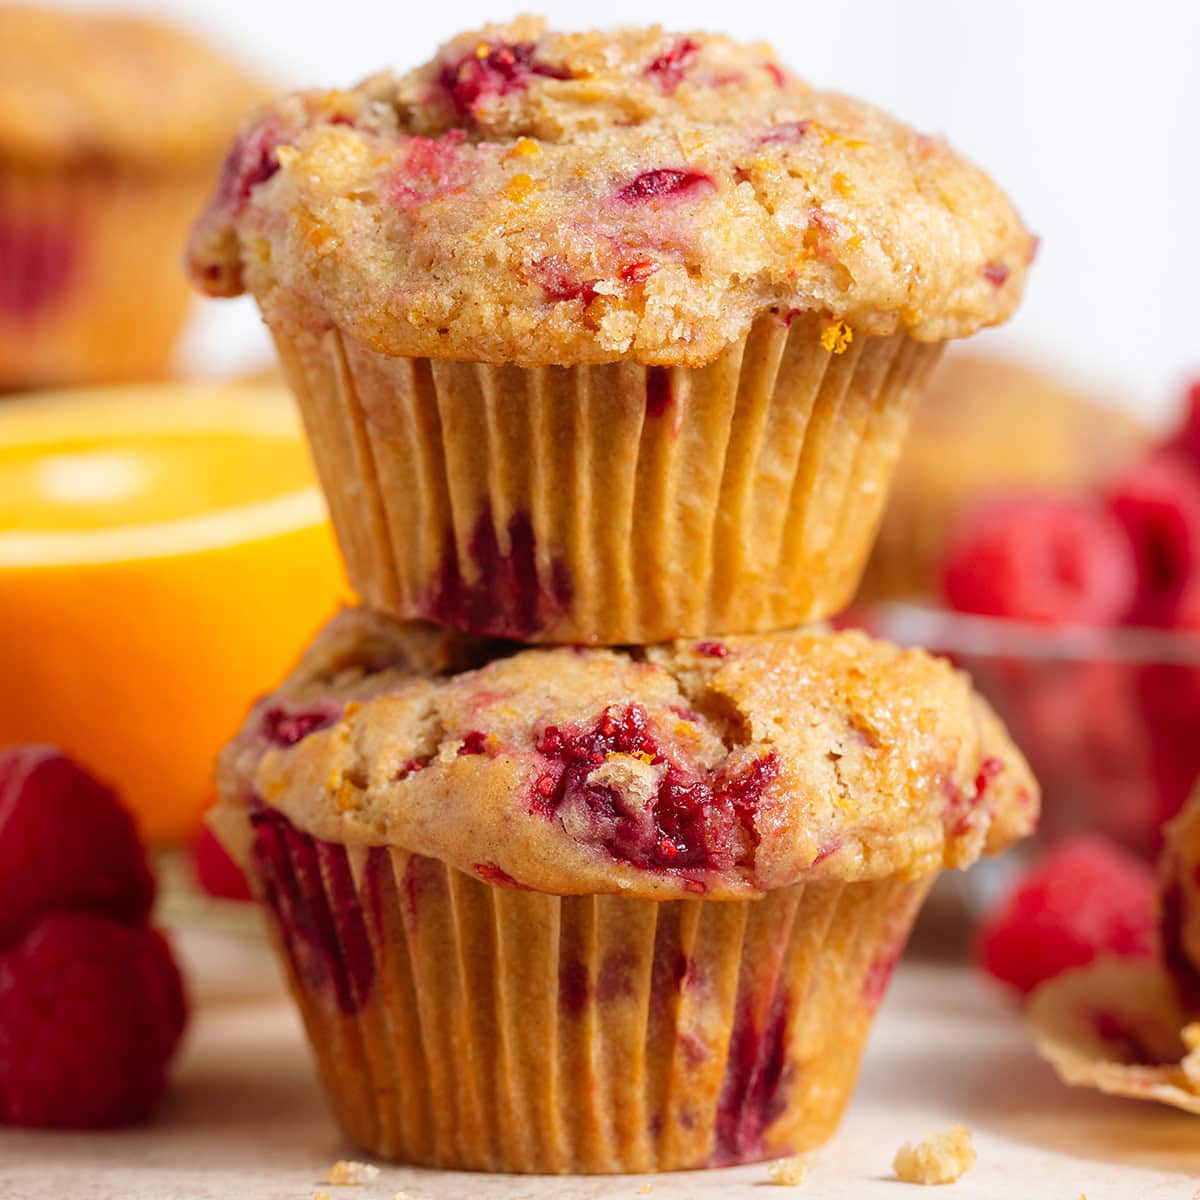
[1165,379,1200,465]
[977,835,1155,995]
[941,495,1136,626]
[0,747,155,946]
[1107,451,1200,625]
[191,825,253,902]
[0,912,186,1128]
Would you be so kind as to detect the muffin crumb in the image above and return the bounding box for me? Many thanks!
[892,1126,975,1185]
[637,1186,655,1196]
[766,1154,811,1185]
[1180,1022,1200,1090]
[327,1160,380,1185]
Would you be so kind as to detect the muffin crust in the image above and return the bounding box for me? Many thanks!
[216,608,1038,900]
[188,17,1033,367]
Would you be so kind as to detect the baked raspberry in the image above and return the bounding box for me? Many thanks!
[438,41,569,119]
[0,912,186,1128]
[0,747,155,946]
[532,704,778,873]
[1108,451,1200,626]
[977,835,1155,995]
[941,495,1136,626]
[191,825,253,902]
[644,37,699,91]
[615,168,714,205]
[261,702,340,748]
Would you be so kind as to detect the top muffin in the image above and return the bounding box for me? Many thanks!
[0,6,267,168]
[188,16,1033,368]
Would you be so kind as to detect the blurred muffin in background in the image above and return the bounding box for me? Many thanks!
[0,5,265,390]
[860,351,1146,601]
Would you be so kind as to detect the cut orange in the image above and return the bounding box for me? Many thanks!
[0,383,351,845]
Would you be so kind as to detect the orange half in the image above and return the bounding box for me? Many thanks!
[0,383,351,844]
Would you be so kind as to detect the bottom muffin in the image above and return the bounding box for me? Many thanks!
[213,609,1037,1172]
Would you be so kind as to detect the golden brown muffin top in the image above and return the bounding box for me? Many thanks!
[215,608,1038,900]
[187,17,1033,368]
[0,5,268,168]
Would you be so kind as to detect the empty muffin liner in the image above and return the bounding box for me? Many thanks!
[272,313,942,644]
[0,163,201,389]
[233,804,933,1173]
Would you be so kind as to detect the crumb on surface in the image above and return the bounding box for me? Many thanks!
[327,1160,381,1185]
[1180,1022,1200,1090]
[766,1154,811,1185]
[638,1185,655,1195]
[892,1126,975,1185]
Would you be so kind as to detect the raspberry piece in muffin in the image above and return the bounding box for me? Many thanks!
[942,495,1136,626]
[978,835,1155,995]
[0,912,185,1128]
[0,746,155,945]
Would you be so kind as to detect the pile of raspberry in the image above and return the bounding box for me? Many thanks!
[942,379,1200,855]
[0,746,187,1128]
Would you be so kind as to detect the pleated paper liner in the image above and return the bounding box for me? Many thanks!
[0,162,203,390]
[239,804,933,1173]
[272,313,942,644]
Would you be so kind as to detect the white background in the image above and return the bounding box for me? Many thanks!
[63,0,1200,424]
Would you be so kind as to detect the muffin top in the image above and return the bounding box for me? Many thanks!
[215,608,1037,900]
[0,6,268,168]
[187,17,1034,368]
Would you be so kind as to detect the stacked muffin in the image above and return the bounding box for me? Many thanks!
[0,6,265,388]
[190,20,1040,1174]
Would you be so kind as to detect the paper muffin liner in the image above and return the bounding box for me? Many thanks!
[272,313,942,643]
[0,162,203,389]
[236,804,933,1173]
[1028,958,1200,1115]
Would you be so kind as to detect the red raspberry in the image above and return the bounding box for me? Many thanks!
[0,747,155,946]
[0,912,186,1128]
[942,495,1136,626]
[1166,379,1200,465]
[977,835,1156,995]
[191,825,253,902]
[1107,451,1200,626]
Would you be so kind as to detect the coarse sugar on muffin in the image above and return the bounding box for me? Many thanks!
[0,5,266,389]
[212,607,1037,1171]
[187,18,1034,644]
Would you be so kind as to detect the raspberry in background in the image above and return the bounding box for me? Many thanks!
[0,746,155,945]
[0,912,186,1128]
[192,824,253,902]
[941,495,1136,626]
[978,835,1155,995]
[1166,379,1200,466]
[1107,451,1200,626]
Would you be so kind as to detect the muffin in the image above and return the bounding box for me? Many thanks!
[0,5,265,389]
[187,18,1033,644]
[212,607,1037,1171]
[1028,788,1200,1114]
[861,351,1146,600]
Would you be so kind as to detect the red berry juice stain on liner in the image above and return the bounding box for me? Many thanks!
[248,805,373,1014]
[428,504,571,639]
[0,220,80,321]
[645,367,672,417]
[712,988,791,1164]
